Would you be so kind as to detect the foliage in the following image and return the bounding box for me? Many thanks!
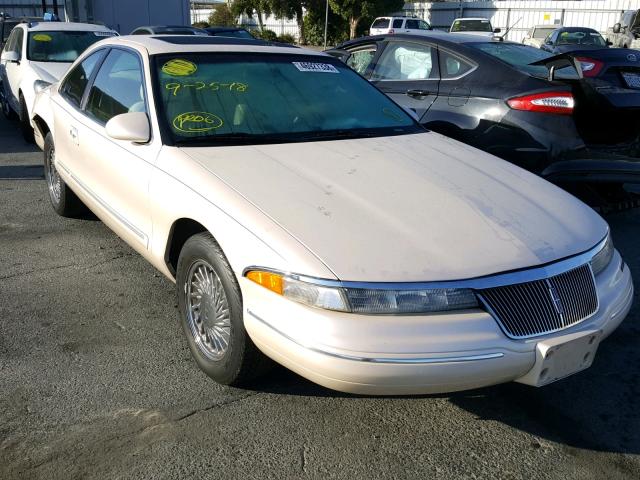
[208,4,237,27]
[276,33,296,43]
[192,21,210,29]
[329,0,404,38]
[253,28,278,41]
[303,4,349,46]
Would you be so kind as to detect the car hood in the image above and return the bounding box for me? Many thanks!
[182,132,607,282]
[29,61,71,83]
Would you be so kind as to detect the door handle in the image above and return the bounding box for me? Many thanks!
[407,89,432,98]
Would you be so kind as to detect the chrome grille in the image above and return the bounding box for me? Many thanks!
[478,264,598,339]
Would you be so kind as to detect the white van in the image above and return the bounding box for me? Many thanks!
[370,17,431,36]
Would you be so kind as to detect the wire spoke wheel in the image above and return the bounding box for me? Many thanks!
[186,260,231,361]
[46,146,62,205]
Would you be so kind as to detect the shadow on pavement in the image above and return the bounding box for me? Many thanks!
[0,164,44,179]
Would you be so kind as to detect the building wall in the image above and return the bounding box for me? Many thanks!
[65,0,191,34]
[405,0,640,41]
[0,0,65,18]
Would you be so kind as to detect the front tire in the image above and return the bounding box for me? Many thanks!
[176,233,268,386]
[19,93,34,143]
[43,132,86,217]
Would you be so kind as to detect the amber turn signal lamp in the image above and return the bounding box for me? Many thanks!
[246,270,284,295]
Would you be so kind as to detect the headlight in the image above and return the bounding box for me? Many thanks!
[34,80,52,94]
[590,233,614,276]
[245,270,478,314]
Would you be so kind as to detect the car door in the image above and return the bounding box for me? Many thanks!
[421,47,496,146]
[60,47,158,250]
[2,26,24,111]
[368,39,440,118]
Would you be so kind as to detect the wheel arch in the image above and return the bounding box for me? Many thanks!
[164,218,209,277]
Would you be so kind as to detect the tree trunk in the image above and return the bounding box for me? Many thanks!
[295,5,305,44]
[256,7,264,31]
[349,16,360,39]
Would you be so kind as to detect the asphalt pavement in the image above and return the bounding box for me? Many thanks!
[0,112,639,479]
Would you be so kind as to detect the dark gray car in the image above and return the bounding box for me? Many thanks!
[541,27,611,54]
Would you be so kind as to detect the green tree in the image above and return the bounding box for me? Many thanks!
[208,3,237,26]
[329,0,404,39]
[231,0,271,31]
[267,0,309,44]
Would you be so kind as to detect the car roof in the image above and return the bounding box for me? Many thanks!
[338,32,500,49]
[557,26,599,33]
[104,35,323,56]
[206,26,247,31]
[373,16,419,20]
[452,17,491,21]
[22,21,114,32]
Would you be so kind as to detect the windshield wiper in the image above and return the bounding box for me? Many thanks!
[174,132,294,146]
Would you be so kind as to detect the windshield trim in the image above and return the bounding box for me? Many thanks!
[150,52,423,147]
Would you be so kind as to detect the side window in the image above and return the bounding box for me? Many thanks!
[60,50,104,108]
[13,28,24,58]
[405,20,420,30]
[392,19,403,29]
[439,50,475,79]
[346,47,376,75]
[3,29,17,52]
[371,42,437,81]
[85,49,145,124]
[419,21,430,30]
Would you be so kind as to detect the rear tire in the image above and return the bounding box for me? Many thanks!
[176,232,269,386]
[19,93,34,143]
[43,132,86,217]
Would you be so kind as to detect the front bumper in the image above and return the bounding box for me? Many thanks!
[242,251,633,395]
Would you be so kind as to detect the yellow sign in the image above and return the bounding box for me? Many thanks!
[33,34,52,42]
[162,59,197,77]
[172,111,223,133]
[543,13,551,21]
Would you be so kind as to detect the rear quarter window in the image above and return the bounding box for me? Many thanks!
[372,19,390,29]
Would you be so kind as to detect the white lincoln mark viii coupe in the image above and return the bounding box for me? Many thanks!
[31,35,634,395]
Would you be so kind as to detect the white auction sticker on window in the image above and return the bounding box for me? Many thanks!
[94,31,117,37]
[292,62,340,73]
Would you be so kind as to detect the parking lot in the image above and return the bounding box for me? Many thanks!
[0,106,639,479]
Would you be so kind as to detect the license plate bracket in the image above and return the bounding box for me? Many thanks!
[622,72,640,89]
[516,330,602,387]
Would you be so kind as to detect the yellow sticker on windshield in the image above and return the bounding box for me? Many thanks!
[162,59,197,77]
[173,111,223,133]
[33,34,52,42]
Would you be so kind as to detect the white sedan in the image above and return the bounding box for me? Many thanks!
[31,35,634,395]
[0,20,116,141]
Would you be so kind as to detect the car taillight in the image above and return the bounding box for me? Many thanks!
[507,92,575,115]
[575,57,604,77]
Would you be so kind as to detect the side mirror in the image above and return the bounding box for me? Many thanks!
[105,112,150,143]
[606,40,613,46]
[613,23,621,34]
[493,28,501,33]
[545,39,553,45]
[1,51,19,63]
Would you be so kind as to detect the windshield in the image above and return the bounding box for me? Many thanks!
[153,53,420,145]
[469,42,579,79]
[533,27,555,39]
[371,19,390,29]
[27,30,113,62]
[557,30,606,46]
[451,20,492,32]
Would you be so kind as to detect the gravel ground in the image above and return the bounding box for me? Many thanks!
[0,112,639,480]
